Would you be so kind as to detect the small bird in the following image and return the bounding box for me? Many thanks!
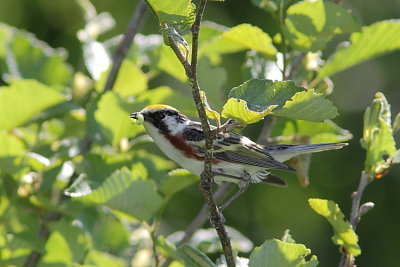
[130,104,347,210]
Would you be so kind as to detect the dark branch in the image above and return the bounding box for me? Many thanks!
[103,0,148,92]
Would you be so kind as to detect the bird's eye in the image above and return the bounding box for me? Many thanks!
[158,112,166,119]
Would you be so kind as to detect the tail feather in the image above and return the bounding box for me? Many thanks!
[266,143,348,162]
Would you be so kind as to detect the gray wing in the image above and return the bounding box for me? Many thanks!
[183,126,294,172]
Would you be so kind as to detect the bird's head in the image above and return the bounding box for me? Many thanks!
[130,104,189,133]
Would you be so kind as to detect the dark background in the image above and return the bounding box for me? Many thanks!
[1,0,399,266]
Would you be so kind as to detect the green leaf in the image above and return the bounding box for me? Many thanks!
[273,89,338,121]
[319,20,400,78]
[284,0,360,52]
[41,231,73,265]
[0,23,73,86]
[135,86,196,116]
[96,59,147,96]
[222,79,337,124]
[271,119,353,144]
[200,24,277,59]
[200,91,221,124]
[0,80,65,130]
[222,98,277,124]
[84,250,127,267]
[159,169,199,198]
[93,91,142,146]
[145,0,195,35]
[67,166,163,221]
[361,92,397,176]
[249,238,318,267]
[152,44,188,82]
[309,198,361,257]
[178,244,216,267]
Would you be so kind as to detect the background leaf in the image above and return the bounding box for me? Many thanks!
[0,23,73,85]
[309,198,361,257]
[319,20,400,78]
[361,92,397,176]
[200,24,277,60]
[67,166,163,221]
[0,80,65,130]
[249,238,318,267]
[284,0,360,52]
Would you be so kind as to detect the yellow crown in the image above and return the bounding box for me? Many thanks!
[142,104,177,112]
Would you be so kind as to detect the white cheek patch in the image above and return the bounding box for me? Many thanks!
[163,116,188,135]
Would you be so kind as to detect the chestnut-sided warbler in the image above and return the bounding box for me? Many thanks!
[130,104,347,209]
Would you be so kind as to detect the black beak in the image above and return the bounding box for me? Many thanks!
[130,112,139,119]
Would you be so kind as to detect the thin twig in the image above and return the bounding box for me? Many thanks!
[190,1,235,266]
[338,171,371,267]
[103,0,148,92]
[163,0,235,265]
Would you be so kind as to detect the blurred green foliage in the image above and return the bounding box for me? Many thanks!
[0,0,400,266]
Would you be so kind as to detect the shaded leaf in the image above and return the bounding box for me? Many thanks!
[222,79,337,124]
[271,119,353,144]
[249,238,318,267]
[0,23,73,86]
[284,0,360,52]
[0,80,65,130]
[319,20,400,78]
[273,89,338,121]
[159,169,199,198]
[309,198,361,257]
[66,166,163,221]
[178,244,216,267]
[361,92,396,176]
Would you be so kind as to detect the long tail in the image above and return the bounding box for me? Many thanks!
[265,143,348,162]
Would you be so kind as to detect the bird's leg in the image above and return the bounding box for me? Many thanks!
[219,182,249,211]
[213,119,244,135]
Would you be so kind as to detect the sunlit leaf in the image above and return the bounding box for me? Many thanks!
[0,23,73,86]
[361,92,396,176]
[284,0,360,52]
[222,98,277,124]
[84,250,127,267]
[200,24,277,59]
[67,166,163,221]
[178,244,216,267]
[200,91,221,124]
[249,238,318,267]
[309,198,361,257]
[151,44,188,82]
[83,40,111,81]
[0,80,65,130]
[319,20,400,78]
[96,59,147,96]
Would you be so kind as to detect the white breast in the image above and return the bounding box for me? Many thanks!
[143,122,204,175]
